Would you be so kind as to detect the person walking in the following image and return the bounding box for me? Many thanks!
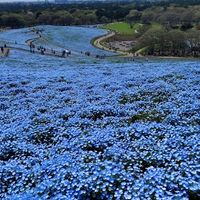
[1,46,4,54]
[41,49,44,55]
[62,50,66,57]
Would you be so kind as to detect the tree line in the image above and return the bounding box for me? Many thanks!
[0,2,132,28]
[133,28,200,57]
[126,5,200,57]
[1,1,200,28]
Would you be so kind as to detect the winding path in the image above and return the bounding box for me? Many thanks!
[1,28,86,59]
[92,31,130,56]
[1,27,126,59]
[93,31,115,52]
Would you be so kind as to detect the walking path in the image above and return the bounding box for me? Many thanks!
[0,27,125,59]
[92,31,125,55]
[10,45,71,58]
[93,32,115,51]
[92,31,136,58]
[25,27,106,59]
[0,28,84,59]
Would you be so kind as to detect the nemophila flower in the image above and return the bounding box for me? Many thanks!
[0,27,200,199]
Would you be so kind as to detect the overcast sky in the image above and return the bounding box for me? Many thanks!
[0,0,44,2]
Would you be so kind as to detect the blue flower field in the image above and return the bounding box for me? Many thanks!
[0,26,199,200]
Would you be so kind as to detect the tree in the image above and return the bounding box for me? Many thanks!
[37,12,52,25]
[141,11,155,24]
[186,30,200,56]
[157,12,182,27]
[167,30,186,56]
[134,27,167,55]
[53,11,74,25]
[100,16,109,24]
[126,10,142,22]
[0,14,26,28]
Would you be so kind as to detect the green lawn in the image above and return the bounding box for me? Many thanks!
[102,22,142,35]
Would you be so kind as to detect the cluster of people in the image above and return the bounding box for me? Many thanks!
[30,43,46,55]
[96,54,106,59]
[29,42,72,58]
[80,51,106,59]
[27,29,73,58]
[62,49,71,57]
[51,48,56,55]
[37,46,46,55]
[84,51,91,56]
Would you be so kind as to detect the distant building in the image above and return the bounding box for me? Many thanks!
[54,0,133,4]
[55,0,89,3]
[55,0,75,3]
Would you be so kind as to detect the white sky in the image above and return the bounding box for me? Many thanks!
[0,0,44,2]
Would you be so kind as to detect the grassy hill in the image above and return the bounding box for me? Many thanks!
[102,22,142,35]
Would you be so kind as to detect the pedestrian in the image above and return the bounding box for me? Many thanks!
[62,50,66,57]
[41,49,44,55]
[85,51,90,56]
[1,46,4,53]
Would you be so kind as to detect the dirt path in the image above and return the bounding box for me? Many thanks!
[93,31,115,51]
[26,37,41,46]
[1,27,116,59]
[92,31,132,57]
[25,28,47,46]
[10,45,71,58]
[0,28,72,59]
[25,28,90,58]
[24,28,114,59]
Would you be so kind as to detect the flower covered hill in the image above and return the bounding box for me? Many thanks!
[35,25,115,56]
[0,48,199,200]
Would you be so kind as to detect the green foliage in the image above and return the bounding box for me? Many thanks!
[1,2,200,30]
[133,25,200,57]
[102,22,142,35]
[128,110,167,124]
[0,13,26,28]
[126,9,142,22]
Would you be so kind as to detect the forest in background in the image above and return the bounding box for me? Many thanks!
[1,0,200,57]
[1,0,200,28]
